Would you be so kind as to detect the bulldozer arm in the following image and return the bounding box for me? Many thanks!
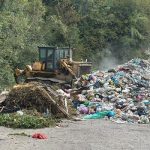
[59,59,77,79]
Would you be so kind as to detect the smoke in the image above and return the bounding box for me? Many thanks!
[98,47,120,71]
[99,56,119,71]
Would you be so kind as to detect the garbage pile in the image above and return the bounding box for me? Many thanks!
[1,58,150,124]
[1,83,76,118]
[68,58,150,124]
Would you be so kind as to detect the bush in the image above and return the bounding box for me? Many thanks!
[0,113,57,129]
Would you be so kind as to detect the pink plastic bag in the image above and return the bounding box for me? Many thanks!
[32,133,48,139]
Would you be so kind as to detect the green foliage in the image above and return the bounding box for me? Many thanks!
[0,0,45,89]
[0,59,14,90]
[0,113,56,129]
[43,0,80,47]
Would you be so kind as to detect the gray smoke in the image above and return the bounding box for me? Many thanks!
[99,56,119,71]
[98,48,120,71]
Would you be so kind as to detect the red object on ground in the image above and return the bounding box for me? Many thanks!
[32,133,48,139]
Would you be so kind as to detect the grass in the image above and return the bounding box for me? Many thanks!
[8,132,30,137]
[0,112,57,129]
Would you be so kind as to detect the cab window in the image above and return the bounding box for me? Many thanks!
[39,49,46,61]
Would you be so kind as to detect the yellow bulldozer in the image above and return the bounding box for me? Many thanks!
[14,46,92,86]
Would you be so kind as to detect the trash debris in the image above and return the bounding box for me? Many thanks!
[0,89,9,104]
[17,110,24,116]
[1,82,76,118]
[32,133,48,139]
[70,58,150,124]
[83,111,111,119]
[0,58,150,125]
[9,132,48,139]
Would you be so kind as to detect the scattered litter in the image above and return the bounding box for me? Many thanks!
[0,89,9,104]
[32,133,48,139]
[9,132,48,139]
[17,110,24,116]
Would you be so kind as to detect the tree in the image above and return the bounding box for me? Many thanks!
[43,0,80,47]
[107,0,150,61]
[0,0,45,89]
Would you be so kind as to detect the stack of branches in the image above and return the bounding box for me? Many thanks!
[2,82,71,118]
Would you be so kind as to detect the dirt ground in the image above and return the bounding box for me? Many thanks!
[0,119,150,150]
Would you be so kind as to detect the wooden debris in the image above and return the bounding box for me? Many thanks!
[2,83,70,118]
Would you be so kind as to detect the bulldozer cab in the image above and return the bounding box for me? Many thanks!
[38,46,72,71]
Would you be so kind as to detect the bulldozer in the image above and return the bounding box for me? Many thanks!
[9,46,92,117]
[14,46,92,86]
